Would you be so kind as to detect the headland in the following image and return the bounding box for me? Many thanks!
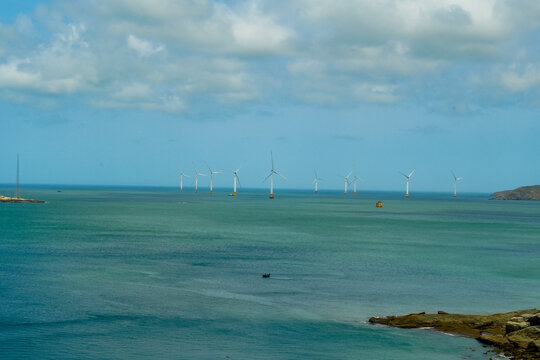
[491,185,540,200]
[369,310,540,359]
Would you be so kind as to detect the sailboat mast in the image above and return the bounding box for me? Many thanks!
[16,153,20,199]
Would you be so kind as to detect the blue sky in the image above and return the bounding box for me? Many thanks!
[1,0,539,192]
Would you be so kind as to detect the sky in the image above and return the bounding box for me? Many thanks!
[0,0,539,192]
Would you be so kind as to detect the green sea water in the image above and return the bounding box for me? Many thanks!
[1,186,539,359]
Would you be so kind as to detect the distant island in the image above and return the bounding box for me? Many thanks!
[491,185,540,200]
[0,195,45,203]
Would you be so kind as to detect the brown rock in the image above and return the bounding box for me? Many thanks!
[506,321,530,334]
[477,333,508,347]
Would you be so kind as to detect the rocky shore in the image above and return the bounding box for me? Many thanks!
[369,310,540,359]
[0,195,44,203]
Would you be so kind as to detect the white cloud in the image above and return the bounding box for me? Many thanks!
[354,84,400,104]
[0,60,40,89]
[127,34,164,57]
[0,0,539,114]
[501,64,540,92]
[225,3,294,55]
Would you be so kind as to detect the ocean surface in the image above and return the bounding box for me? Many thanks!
[1,186,539,359]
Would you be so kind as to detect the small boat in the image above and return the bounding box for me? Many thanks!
[262,273,270,278]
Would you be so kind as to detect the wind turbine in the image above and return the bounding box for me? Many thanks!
[232,168,241,196]
[342,171,352,194]
[263,152,287,199]
[179,171,190,192]
[206,163,222,194]
[313,171,322,193]
[352,175,363,196]
[451,170,463,197]
[193,164,206,193]
[399,169,415,198]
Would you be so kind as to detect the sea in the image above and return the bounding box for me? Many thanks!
[1,186,539,359]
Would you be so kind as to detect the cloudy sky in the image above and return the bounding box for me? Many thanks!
[1,0,539,192]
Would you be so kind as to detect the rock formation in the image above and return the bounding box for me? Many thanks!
[369,310,540,359]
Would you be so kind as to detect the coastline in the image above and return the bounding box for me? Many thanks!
[369,310,540,359]
[0,196,44,203]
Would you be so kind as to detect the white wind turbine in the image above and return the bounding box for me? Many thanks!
[342,171,352,194]
[399,169,415,198]
[451,170,463,197]
[179,171,190,192]
[193,164,207,193]
[206,163,222,194]
[232,168,241,196]
[263,152,287,199]
[313,171,322,193]
[352,175,363,196]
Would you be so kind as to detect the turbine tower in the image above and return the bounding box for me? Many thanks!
[263,152,287,199]
[342,171,352,194]
[352,175,362,196]
[179,171,190,192]
[451,170,463,197]
[313,171,321,193]
[193,164,206,193]
[206,163,222,194]
[399,169,415,198]
[232,168,241,196]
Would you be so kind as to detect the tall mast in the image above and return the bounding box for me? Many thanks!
[16,153,20,199]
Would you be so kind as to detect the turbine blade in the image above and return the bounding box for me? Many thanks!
[408,169,416,178]
[237,175,242,188]
[399,171,408,178]
[271,151,274,170]
[451,169,457,180]
[275,171,287,180]
[263,172,273,183]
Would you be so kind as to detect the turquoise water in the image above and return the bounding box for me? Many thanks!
[1,187,539,359]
